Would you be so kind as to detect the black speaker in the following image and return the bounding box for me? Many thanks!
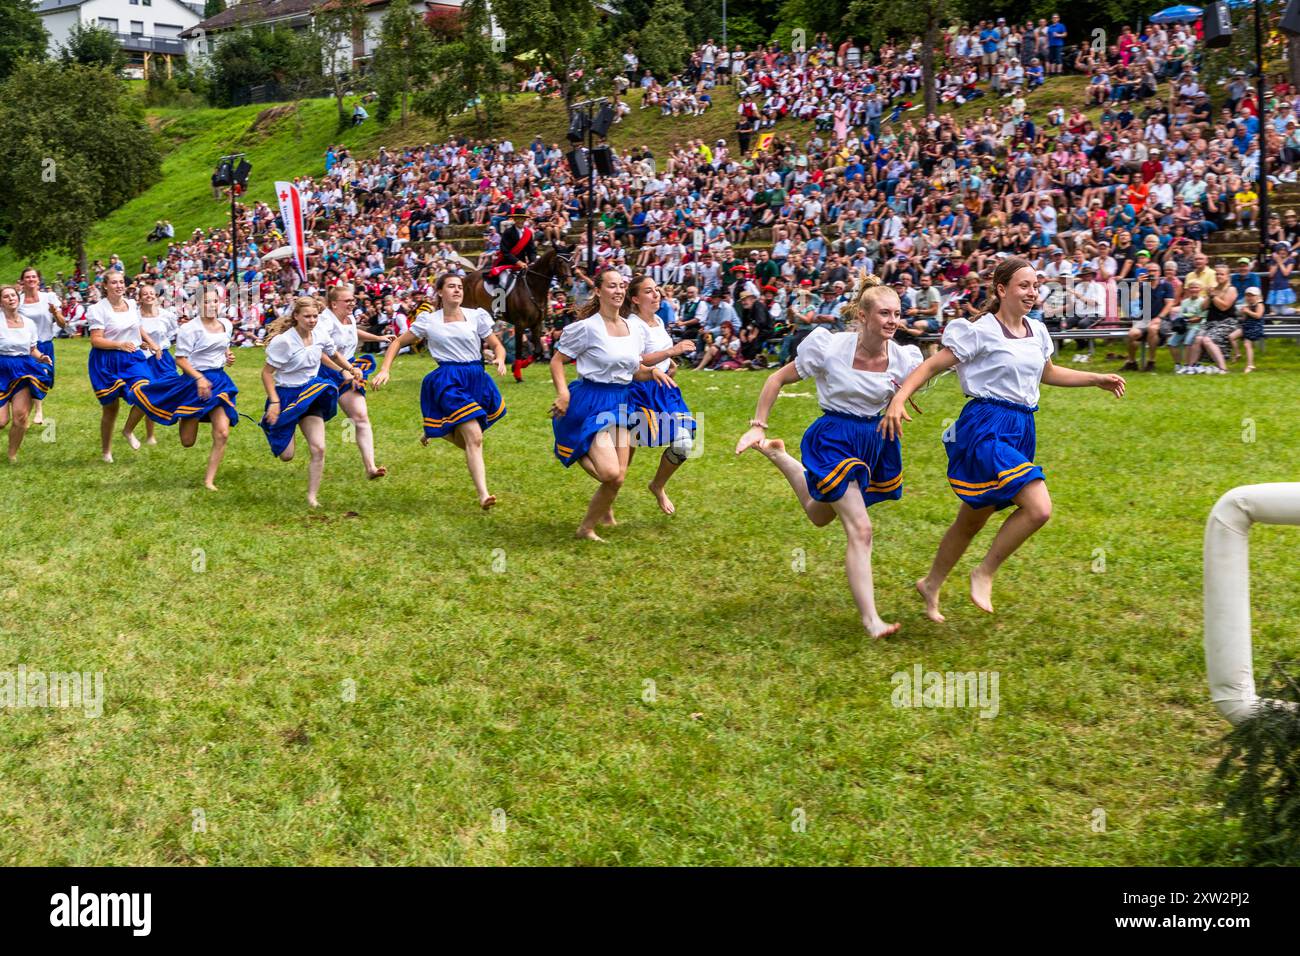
[565,148,590,179]
[1204,1,1234,48]
[233,159,252,187]
[590,103,616,137]
[566,110,589,144]
[591,145,616,175]
[1282,0,1300,36]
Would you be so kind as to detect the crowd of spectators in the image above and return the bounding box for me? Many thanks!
[23,15,1300,376]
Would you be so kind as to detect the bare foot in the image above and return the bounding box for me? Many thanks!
[102,452,114,463]
[420,435,431,447]
[145,436,158,446]
[122,429,141,451]
[756,437,786,458]
[480,494,497,510]
[915,577,946,623]
[307,496,321,509]
[597,511,617,527]
[32,417,43,426]
[367,466,388,480]
[969,567,995,614]
[6,455,16,464]
[649,481,675,515]
[575,527,606,542]
[866,619,902,639]
[204,482,219,492]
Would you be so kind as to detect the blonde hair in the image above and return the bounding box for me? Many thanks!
[265,296,320,340]
[843,273,897,328]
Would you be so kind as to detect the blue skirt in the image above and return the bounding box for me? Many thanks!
[420,361,506,439]
[1266,287,1296,306]
[132,367,239,427]
[0,354,54,409]
[800,408,903,505]
[552,378,629,467]
[627,377,695,447]
[36,340,54,385]
[88,347,153,406]
[946,396,1044,510]
[259,376,339,457]
[321,353,376,396]
[147,347,178,378]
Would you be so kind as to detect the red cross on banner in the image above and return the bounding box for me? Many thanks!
[274,180,308,280]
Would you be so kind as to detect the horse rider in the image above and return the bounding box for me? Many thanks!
[485,206,538,307]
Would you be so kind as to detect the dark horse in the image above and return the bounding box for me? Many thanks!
[463,244,573,372]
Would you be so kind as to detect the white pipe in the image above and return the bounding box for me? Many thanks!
[1203,483,1300,725]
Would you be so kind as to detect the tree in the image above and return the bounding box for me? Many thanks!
[206,26,321,107]
[58,22,127,74]
[0,0,49,82]
[846,0,961,116]
[415,0,507,134]
[311,0,371,131]
[491,0,599,105]
[639,0,690,77]
[0,61,161,274]
[204,0,226,17]
[372,0,434,125]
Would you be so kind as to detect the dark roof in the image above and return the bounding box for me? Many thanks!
[185,0,320,35]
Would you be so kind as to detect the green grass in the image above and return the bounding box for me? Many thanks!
[0,339,1296,864]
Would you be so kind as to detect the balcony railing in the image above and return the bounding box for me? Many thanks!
[114,33,187,55]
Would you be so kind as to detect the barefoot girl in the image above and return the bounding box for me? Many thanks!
[133,283,180,446]
[86,271,162,462]
[0,285,54,463]
[131,285,238,490]
[881,257,1126,621]
[549,268,677,541]
[317,284,392,479]
[736,275,920,638]
[17,267,66,426]
[372,274,509,509]
[260,296,365,508]
[623,274,699,515]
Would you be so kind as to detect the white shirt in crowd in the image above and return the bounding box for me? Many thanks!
[795,328,923,418]
[942,312,1054,408]
[318,307,360,362]
[17,291,61,343]
[264,326,337,388]
[629,314,674,372]
[555,315,648,385]
[86,298,143,346]
[174,318,233,372]
[410,306,494,364]
[140,310,178,351]
[0,316,38,356]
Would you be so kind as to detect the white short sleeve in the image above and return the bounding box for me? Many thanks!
[794,327,833,379]
[474,309,495,341]
[86,302,107,333]
[942,316,985,363]
[319,331,337,356]
[174,321,198,359]
[896,342,924,380]
[264,334,293,369]
[408,308,432,342]
[556,321,588,359]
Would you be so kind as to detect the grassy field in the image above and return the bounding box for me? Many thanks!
[0,338,1297,864]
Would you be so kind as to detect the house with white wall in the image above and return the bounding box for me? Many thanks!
[33,0,203,78]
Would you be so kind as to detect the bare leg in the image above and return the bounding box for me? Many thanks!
[745,437,835,526]
[300,415,327,508]
[917,501,995,622]
[575,428,630,540]
[969,479,1052,613]
[648,448,682,515]
[339,390,385,478]
[7,390,32,462]
[1201,338,1228,371]
[204,408,230,491]
[100,399,119,461]
[454,418,495,508]
[145,418,157,445]
[1244,338,1256,370]
[584,438,623,526]
[831,482,900,638]
[1185,339,1203,367]
[31,398,43,426]
[121,404,145,450]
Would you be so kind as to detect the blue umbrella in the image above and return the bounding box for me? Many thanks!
[1150,4,1203,21]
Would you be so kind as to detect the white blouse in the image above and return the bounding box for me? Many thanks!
[319,308,360,362]
[0,317,38,357]
[942,313,1054,408]
[264,326,337,388]
[410,307,494,364]
[86,298,142,346]
[140,309,178,350]
[555,315,648,385]
[175,318,232,372]
[795,328,923,417]
[17,291,61,343]
[631,314,674,372]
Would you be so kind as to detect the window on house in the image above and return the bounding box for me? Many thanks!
[98,17,119,30]
[130,20,144,35]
